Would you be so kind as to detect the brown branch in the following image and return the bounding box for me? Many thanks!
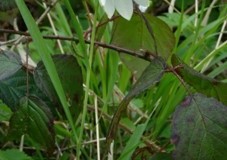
[84,15,120,39]
[0,29,155,62]
[165,64,183,73]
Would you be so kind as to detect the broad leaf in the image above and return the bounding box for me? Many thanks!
[0,69,43,111]
[107,57,166,146]
[151,153,173,160]
[112,14,175,57]
[0,149,33,160]
[172,94,227,160]
[34,54,83,117]
[0,50,22,80]
[8,96,55,151]
[171,54,227,105]
[16,0,79,144]
[111,14,175,77]
[0,101,12,121]
[127,57,166,98]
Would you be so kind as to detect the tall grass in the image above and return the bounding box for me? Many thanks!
[2,0,226,159]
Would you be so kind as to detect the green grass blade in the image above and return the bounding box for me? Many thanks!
[118,124,146,160]
[15,0,78,143]
[76,2,99,159]
[63,0,87,56]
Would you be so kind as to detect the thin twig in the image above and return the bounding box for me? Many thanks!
[11,0,58,47]
[94,96,101,160]
[84,15,119,39]
[201,0,218,26]
[185,0,201,14]
[215,20,227,49]
[43,1,64,53]
[165,64,183,73]
[0,28,155,62]
[59,138,107,152]
[168,0,176,13]
[194,0,199,27]
[87,105,162,151]
[82,83,148,120]
[163,0,180,13]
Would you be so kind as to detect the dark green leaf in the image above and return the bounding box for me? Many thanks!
[171,54,227,105]
[127,57,166,99]
[0,0,16,11]
[150,153,173,160]
[111,14,175,77]
[0,69,31,110]
[0,50,22,80]
[107,57,166,146]
[172,94,227,160]
[0,101,12,121]
[120,54,150,78]
[0,149,33,160]
[8,96,55,151]
[34,54,83,117]
[112,14,175,59]
[0,68,47,111]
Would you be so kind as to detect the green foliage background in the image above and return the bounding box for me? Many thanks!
[0,0,226,159]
